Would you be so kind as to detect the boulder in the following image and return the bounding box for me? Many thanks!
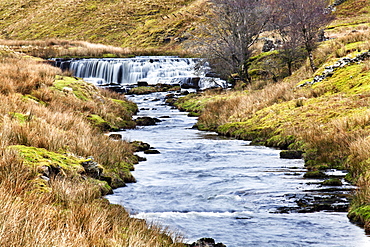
[135,116,162,126]
[262,39,275,52]
[144,149,161,154]
[280,150,303,159]
[109,133,122,140]
[131,141,151,152]
[137,81,148,86]
[181,77,200,89]
[81,157,103,179]
[186,238,226,247]
[303,171,327,178]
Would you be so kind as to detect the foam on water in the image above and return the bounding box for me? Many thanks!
[55,56,227,90]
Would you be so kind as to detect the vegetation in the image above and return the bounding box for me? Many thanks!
[0,50,183,245]
[0,0,370,243]
[191,0,333,83]
[127,85,181,95]
[191,0,273,83]
[175,0,370,233]
[0,0,209,54]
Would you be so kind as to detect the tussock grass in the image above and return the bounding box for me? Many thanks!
[0,55,182,245]
[0,154,182,246]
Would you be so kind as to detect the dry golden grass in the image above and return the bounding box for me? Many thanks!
[0,152,182,246]
[0,39,134,58]
[0,55,182,246]
[0,57,57,94]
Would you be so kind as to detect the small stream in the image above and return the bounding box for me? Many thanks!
[106,92,370,247]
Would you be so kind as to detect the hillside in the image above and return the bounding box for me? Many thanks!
[0,0,370,244]
[0,0,206,51]
[175,0,370,233]
[0,49,186,245]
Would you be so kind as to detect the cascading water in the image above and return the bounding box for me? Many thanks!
[106,92,370,246]
[53,56,227,90]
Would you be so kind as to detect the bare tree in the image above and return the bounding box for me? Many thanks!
[191,0,273,83]
[276,28,306,76]
[274,0,333,72]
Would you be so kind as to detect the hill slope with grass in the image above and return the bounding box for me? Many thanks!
[174,0,370,232]
[0,0,206,52]
[0,0,370,244]
[0,49,184,245]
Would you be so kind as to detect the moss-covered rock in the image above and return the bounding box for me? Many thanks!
[144,149,161,154]
[303,171,327,179]
[348,205,370,234]
[131,141,151,152]
[322,178,343,186]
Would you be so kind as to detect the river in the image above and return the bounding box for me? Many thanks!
[106,91,370,247]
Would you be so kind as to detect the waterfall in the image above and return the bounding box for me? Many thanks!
[53,56,227,90]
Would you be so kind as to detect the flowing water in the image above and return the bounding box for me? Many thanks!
[54,56,227,90]
[107,92,370,247]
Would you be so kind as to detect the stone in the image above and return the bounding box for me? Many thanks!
[298,50,370,87]
[131,141,151,152]
[109,133,122,140]
[135,155,147,162]
[144,149,160,154]
[41,164,61,179]
[62,87,73,93]
[322,178,343,186]
[137,81,148,86]
[303,171,327,178]
[280,150,303,159]
[181,77,200,89]
[262,39,275,52]
[81,157,103,179]
[135,116,161,126]
[186,238,226,247]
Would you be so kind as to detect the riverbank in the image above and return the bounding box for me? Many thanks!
[174,35,370,232]
[107,91,369,246]
[0,50,184,246]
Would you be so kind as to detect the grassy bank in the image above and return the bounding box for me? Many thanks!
[175,0,370,233]
[0,49,184,245]
[0,0,208,52]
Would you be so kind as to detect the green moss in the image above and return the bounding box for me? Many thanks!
[102,53,118,58]
[8,112,29,123]
[23,94,47,105]
[250,50,279,62]
[53,76,93,101]
[303,171,327,178]
[10,145,85,175]
[127,85,181,95]
[348,205,370,232]
[112,99,138,113]
[322,178,343,186]
[88,178,113,195]
[87,114,113,131]
[313,62,370,95]
[174,93,212,113]
[104,161,136,188]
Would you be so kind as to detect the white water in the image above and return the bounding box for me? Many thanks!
[107,92,370,247]
[57,56,227,90]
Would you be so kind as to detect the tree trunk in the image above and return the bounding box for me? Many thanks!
[241,61,252,84]
[287,61,292,76]
[308,51,317,72]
